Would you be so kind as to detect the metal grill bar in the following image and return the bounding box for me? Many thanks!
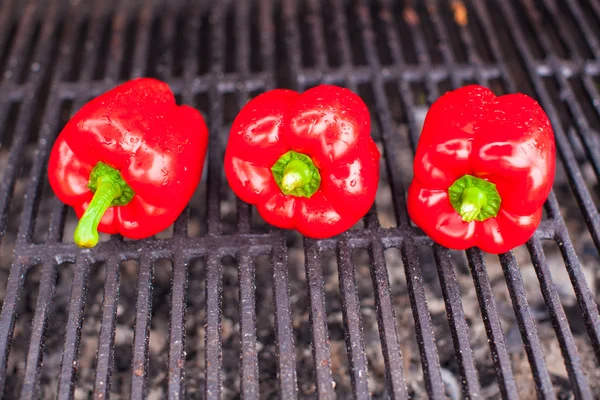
[57,258,91,400]
[167,255,188,399]
[0,1,16,77]
[288,64,506,89]
[93,257,121,398]
[77,0,106,83]
[304,241,335,399]
[368,240,408,399]
[58,258,90,400]
[173,207,189,237]
[0,260,28,395]
[337,241,370,397]
[282,0,302,87]
[206,2,226,237]
[20,261,58,399]
[234,0,252,234]
[158,7,176,80]
[259,0,276,87]
[527,236,593,398]
[103,1,127,82]
[467,249,520,399]
[46,198,67,243]
[204,253,223,399]
[238,251,259,399]
[327,0,358,100]
[548,188,600,360]
[305,0,328,72]
[497,251,555,399]
[0,62,537,97]
[400,242,445,399]
[129,0,153,80]
[433,246,482,398]
[270,244,298,399]
[130,256,153,400]
[11,233,280,264]
[181,3,201,102]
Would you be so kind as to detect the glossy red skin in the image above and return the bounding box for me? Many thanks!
[224,85,380,239]
[407,85,555,253]
[48,78,208,239]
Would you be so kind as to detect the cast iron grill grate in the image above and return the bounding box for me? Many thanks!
[0,0,599,398]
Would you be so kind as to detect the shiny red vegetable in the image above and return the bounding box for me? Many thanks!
[48,78,208,247]
[407,85,556,253]
[224,85,380,238]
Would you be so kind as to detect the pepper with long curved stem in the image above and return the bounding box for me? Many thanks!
[47,78,208,247]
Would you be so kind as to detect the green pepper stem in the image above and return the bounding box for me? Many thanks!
[74,162,135,248]
[281,159,313,192]
[74,179,121,248]
[448,174,501,223]
[458,186,487,222]
[271,150,321,198]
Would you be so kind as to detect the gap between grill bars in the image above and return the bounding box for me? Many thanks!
[0,0,599,399]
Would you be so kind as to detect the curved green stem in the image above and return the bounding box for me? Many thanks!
[74,180,121,247]
[448,174,501,222]
[271,150,321,198]
[74,162,135,248]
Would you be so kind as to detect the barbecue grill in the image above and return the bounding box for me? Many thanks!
[0,0,599,398]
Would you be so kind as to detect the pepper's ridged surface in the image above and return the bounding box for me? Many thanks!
[408,85,556,253]
[224,85,380,239]
[48,78,209,243]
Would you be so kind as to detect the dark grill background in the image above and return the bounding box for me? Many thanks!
[0,0,599,398]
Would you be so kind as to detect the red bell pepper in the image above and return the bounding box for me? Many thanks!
[407,85,556,254]
[224,85,380,238]
[48,78,208,247]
